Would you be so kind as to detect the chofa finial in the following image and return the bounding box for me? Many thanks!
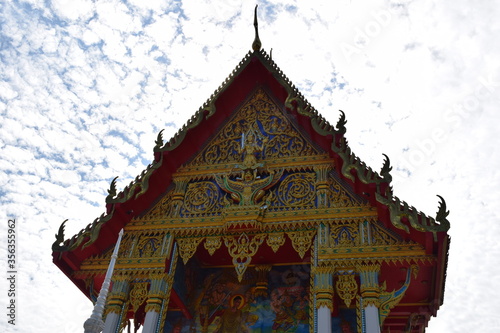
[252,5,262,51]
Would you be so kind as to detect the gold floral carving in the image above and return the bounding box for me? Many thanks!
[370,221,400,245]
[177,237,204,264]
[330,224,358,247]
[203,236,222,255]
[336,274,358,307]
[183,181,221,214]
[129,282,149,312]
[287,230,315,259]
[266,232,286,252]
[224,233,266,282]
[140,192,173,220]
[117,233,134,258]
[135,234,162,257]
[328,174,359,207]
[277,172,316,207]
[188,88,319,168]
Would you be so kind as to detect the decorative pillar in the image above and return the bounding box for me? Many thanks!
[314,266,333,333]
[358,265,381,333]
[315,165,330,208]
[103,276,130,333]
[170,177,188,217]
[142,274,168,333]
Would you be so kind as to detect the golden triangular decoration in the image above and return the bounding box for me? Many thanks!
[177,237,204,264]
[188,88,321,168]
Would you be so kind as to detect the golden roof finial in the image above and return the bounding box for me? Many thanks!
[252,5,262,51]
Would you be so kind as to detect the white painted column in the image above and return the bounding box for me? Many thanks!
[103,313,120,333]
[141,310,160,333]
[103,277,130,333]
[141,277,165,333]
[314,225,333,333]
[359,265,381,333]
[364,305,381,333]
[314,267,333,333]
[318,305,332,333]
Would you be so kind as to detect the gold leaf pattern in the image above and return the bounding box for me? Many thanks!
[330,224,358,247]
[129,282,149,312]
[182,181,221,215]
[277,172,316,207]
[266,232,286,252]
[224,233,266,282]
[336,274,358,307]
[189,88,319,168]
[287,230,315,259]
[203,236,222,255]
[177,237,204,264]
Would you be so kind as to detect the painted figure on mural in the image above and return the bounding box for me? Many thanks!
[212,294,258,333]
[193,275,230,331]
[269,270,309,332]
[215,295,247,333]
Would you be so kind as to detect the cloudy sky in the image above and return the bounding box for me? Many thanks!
[1,0,499,332]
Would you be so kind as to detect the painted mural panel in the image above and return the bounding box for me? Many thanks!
[164,264,310,332]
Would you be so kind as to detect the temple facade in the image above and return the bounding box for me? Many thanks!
[52,11,450,333]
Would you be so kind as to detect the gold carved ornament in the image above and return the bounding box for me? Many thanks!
[188,88,318,168]
[336,274,358,308]
[287,230,316,259]
[203,236,222,255]
[183,181,221,215]
[357,264,381,307]
[104,277,130,316]
[134,235,162,258]
[224,233,266,282]
[328,177,358,207]
[216,168,282,206]
[378,265,418,324]
[266,232,286,252]
[330,224,358,247]
[145,273,169,313]
[129,282,149,312]
[177,237,204,264]
[277,172,316,208]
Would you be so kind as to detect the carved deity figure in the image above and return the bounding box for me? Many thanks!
[215,169,282,206]
[239,131,266,170]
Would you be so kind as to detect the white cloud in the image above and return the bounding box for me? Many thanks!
[50,0,94,22]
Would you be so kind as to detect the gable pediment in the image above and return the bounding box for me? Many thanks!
[183,88,323,171]
[133,87,372,233]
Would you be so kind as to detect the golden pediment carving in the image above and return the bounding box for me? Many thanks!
[187,88,321,169]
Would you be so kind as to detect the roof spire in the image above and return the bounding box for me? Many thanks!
[252,5,262,51]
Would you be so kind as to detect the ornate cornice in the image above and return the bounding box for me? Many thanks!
[52,205,115,253]
[376,189,450,240]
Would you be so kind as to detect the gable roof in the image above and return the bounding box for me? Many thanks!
[52,48,450,315]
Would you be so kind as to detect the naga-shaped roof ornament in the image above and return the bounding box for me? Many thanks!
[252,5,262,51]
